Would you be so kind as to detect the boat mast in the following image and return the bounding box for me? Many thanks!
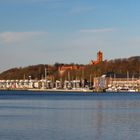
[44,66,47,88]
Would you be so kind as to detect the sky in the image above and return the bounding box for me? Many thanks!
[0,0,140,72]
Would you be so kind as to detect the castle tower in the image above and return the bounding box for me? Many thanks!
[97,51,103,62]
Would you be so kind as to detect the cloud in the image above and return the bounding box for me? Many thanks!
[30,0,64,3]
[80,28,116,33]
[70,6,93,14]
[0,31,47,44]
[1,0,64,3]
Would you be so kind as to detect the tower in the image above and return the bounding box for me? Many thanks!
[97,51,103,62]
[89,50,103,65]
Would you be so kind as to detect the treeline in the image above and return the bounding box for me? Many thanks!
[0,56,140,80]
[0,64,57,80]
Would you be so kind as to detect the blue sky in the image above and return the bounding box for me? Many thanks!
[0,0,140,72]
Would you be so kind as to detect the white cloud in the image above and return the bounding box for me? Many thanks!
[0,31,47,44]
[70,6,93,14]
[80,28,116,33]
[30,0,64,3]
[0,0,64,3]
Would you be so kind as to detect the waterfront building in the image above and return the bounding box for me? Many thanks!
[71,80,81,89]
[55,80,62,89]
[94,73,140,92]
[63,80,71,89]
[0,72,139,92]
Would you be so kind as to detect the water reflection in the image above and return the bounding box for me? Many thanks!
[92,100,140,140]
[94,101,104,140]
[0,95,140,140]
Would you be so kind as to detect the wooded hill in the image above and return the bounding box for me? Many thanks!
[0,56,140,80]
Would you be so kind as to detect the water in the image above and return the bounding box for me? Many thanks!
[0,91,140,140]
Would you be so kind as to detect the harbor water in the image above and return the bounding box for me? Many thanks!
[0,91,140,140]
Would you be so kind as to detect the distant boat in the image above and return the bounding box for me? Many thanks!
[128,89,137,92]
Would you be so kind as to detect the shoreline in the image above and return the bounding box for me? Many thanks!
[28,88,93,92]
[0,88,139,93]
[0,88,93,92]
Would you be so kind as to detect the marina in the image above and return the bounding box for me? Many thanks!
[0,0,140,140]
[0,75,139,92]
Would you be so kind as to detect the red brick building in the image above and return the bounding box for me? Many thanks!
[58,51,104,74]
[89,51,103,65]
[58,65,84,74]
